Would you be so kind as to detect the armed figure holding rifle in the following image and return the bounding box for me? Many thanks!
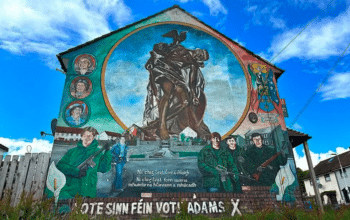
[242,133,287,186]
[198,132,241,193]
[50,127,112,200]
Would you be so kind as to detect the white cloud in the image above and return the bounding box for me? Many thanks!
[244,3,286,30]
[269,16,286,29]
[319,72,350,100]
[191,11,204,17]
[246,5,257,12]
[203,58,248,133]
[84,0,132,28]
[202,0,228,15]
[175,0,227,16]
[289,0,338,9]
[266,7,350,63]
[293,147,349,171]
[292,123,303,131]
[0,137,53,155]
[233,38,246,47]
[0,0,133,67]
[105,58,149,127]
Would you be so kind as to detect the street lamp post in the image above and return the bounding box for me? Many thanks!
[331,152,349,204]
[40,131,54,137]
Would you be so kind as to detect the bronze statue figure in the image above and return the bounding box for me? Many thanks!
[142,30,211,140]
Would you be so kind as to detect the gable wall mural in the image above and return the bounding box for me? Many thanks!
[47,7,300,215]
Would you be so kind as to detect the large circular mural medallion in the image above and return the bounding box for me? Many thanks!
[102,22,250,139]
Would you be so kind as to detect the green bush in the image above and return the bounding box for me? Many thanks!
[0,190,55,220]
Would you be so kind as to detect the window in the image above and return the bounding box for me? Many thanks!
[340,168,348,178]
[325,173,331,182]
[310,178,320,186]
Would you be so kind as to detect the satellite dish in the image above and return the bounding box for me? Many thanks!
[51,119,57,136]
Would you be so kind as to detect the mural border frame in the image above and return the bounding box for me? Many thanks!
[100,21,252,137]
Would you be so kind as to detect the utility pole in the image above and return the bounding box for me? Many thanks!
[303,141,324,213]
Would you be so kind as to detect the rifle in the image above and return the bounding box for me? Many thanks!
[215,165,257,182]
[252,142,289,181]
[77,142,111,170]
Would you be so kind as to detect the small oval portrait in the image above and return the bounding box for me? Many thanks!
[70,77,92,99]
[65,101,89,127]
[74,54,96,75]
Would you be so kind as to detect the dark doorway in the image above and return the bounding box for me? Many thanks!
[329,192,338,204]
[321,191,338,205]
[342,188,350,203]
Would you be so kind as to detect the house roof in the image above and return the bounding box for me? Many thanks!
[305,150,350,179]
[56,126,83,134]
[287,128,312,148]
[0,143,9,152]
[57,5,285,79]
[55,126,122,137]
[105,131,121,137]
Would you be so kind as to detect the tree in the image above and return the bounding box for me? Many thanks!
[296,167,309,195]
[180,133,186,142]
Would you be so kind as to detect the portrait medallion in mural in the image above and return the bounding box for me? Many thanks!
[74,54,96,75]
[70,77,92,99]
[102,23,250,139]
[64,100,89,127]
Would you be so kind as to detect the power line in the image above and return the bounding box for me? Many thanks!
[289,41,350,127]
[269,0,336,63]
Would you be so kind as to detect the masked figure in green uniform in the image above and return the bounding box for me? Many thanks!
[46,127,112,200]
[198,132,239,192]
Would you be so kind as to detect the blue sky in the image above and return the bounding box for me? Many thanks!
[1,0,350,170]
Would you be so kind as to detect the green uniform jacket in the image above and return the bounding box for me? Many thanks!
[50,140,112,199]
[198,145,239,192]
[224,143,246,175]
[243,145,286,186]
[225,147,243,193]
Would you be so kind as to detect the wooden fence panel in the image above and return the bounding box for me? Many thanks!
[10,155,24,206]
[31,153,45,195]
[11,153,31,206]
[34,153,50,200]
[0,153,52,206]
[5,155,20,193]
[24,153,39,194]
[0,155,11,199]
